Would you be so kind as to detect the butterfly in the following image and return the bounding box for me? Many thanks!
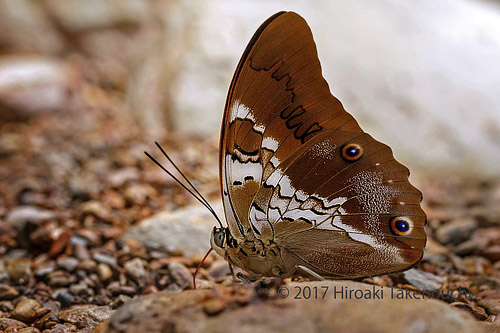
[147,11,426,286]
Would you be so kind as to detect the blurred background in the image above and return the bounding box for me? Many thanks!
[1,0,499,177]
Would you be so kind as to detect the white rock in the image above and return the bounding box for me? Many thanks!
[121,202,223,257]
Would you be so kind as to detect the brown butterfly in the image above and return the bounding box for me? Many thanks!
[148,11,426,286]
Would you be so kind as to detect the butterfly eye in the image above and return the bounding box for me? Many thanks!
[390,217,412,236]
[213,229,226,248]
[341,143,363,162]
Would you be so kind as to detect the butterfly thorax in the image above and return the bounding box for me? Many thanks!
[210,227,285,277]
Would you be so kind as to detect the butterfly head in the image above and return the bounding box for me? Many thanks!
[210,226,228,257]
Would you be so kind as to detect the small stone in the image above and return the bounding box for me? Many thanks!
[0,285,19,300]
[93,253,117,267]
[481,245,500,263]
[124,258,145,282]
[463,256,491,275]
[0,318,27,330]
[35,261,56,277]
[73,242,90,260]
[55,291,75,308]
[0,260,9,284]
[79,201,110,221]
[47,271,76,287]
[392,268,444,291]
[6,258,32,284]
[6,206,56,229]
[110,294,131,309]
[97,263,113,282]
[142,285,159,295]
[76,230,100,246]
[57,257,79,272]
[49,229,73,257]
[478,290,500,299]
[0,300,14,312]
[168,262,193,289]
[77,259,97,273]
[33,310,59,330]
[117,285,137,296]
[11,299,41,323]
[450,302,488,320]
[477,299,500,316]
[453,237,488,256]
[207,260,230,281]
[69,282,93,297]
[435,217,478,245]
[106,281,121,295]
[108,168,140,188]
[202,298,226,316]
[58,305,113,329]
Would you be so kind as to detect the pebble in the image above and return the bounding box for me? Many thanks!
[55,291,75,308]
[477,299,500,316]
[450,302,488,320]
[0,285,19,300]
[124,258,145,282]
[435,217,479,245]
[0,318,27,330]
[35,261,56,277]
[0,260,8,284]
[6,258,32,284]
[168,262,193,289]
[33,311,59,330]
[49,229,73,257]
[207,260,231,281]
[57,257,79,272]
[11,299,41,322]
[6,206,56,229]
[97,263,113,282]
[73,242,90,260]
[58,305,113,329]
[47,271,76,287]
[110,294,131,309]
[463,256,492,275]
[77,230,100,246]
[393,268,444,291]
[93,253,117,267]
[70,282,94,297]
[202,298,226,316]
[77,259,97,273]
[481,245,500,263]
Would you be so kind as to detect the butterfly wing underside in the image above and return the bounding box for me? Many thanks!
[220,11,426,277]
[220,11,361,238]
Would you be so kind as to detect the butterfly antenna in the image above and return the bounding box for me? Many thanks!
[154,142,214,209]
[144,144,224,228]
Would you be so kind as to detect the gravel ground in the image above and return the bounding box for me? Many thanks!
[0,84,499,331]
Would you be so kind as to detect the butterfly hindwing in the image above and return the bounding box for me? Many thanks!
[220,11,426,278]
[249,129,426,277]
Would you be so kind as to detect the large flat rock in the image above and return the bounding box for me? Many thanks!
[121,203,223,256]
[97,280,491,333]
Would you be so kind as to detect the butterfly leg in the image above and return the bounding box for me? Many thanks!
[236,272,261,283]
[292,265,325,281]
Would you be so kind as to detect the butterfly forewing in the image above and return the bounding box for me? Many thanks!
[220,11,426,278]
[220,12,361,238]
